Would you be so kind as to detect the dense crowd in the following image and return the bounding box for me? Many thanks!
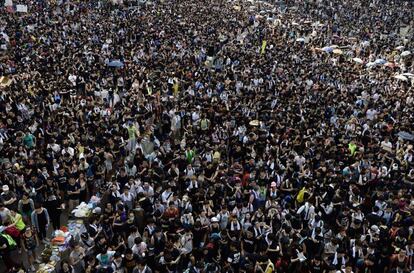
[0,0,414,272]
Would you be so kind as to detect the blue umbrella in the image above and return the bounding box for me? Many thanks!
[397,131,414,141]
[322,46,333,53]
[107,60,124,68]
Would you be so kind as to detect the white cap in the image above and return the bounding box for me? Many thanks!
[2,185,9,191]
[371,225,380,234]
[211,217,219,223]
[92,207,102,214]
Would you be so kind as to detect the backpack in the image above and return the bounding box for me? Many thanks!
[5,226,20,238]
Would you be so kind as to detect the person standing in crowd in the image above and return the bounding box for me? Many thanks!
[31,203,50,243]
[67,177,81,214]
[0,226,18,271]
[1,185,17,212]
[21,226,39,272]
[18,193,35,224]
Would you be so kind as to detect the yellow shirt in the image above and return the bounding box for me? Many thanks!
[213,151,221,162]
[173,83,179,96]
[12,213,26,231]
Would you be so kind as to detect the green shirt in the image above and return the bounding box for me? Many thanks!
[23,134,35,148]
[348,142,357,156]
[128,125,137,140]
[185,150,195,163]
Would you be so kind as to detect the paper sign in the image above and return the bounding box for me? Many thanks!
[4,0,13,6]
[16,4,28,13]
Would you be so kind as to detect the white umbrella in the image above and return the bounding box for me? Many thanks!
[352,58,364,64]
[402,73,414,77]
[374,59,387,65]
[296,38,305,42]
[394,75,408,81]
[395,46,405,50]
[401,51,411,57]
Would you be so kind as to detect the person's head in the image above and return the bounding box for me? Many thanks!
[100,246,108,256]
[98,236,106,244]
[123,248,133,259]
[23,225,33,235]
[114,252,122,263]
[73,242,81,251]
[69,177,76,185]
[398,249,407,258]
[134,237,142,246]
[34,203,43,212]
[2,185,9,193]
[87,255,96,265]
[61,260,71,272]
[365,254,375,266]
[137,259,147,270]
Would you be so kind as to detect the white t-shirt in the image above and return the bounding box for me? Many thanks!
[366,109,377,120]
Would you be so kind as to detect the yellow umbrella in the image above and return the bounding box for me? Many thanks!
[0,76,12,87]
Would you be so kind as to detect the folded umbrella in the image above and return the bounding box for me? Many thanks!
[107,60,124,67]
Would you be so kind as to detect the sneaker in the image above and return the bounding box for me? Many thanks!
[42,239,48,244]
[34,259,42,264]
[30,265,35,271]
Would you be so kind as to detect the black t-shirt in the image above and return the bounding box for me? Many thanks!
[1,191,15,203]
[242,237,255,253]
[309,261,325,273]
[228,251,241,265]
[67,183,81,200]
[55,173,69,190]
[117,173,128,189]
[122,254,138,273]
